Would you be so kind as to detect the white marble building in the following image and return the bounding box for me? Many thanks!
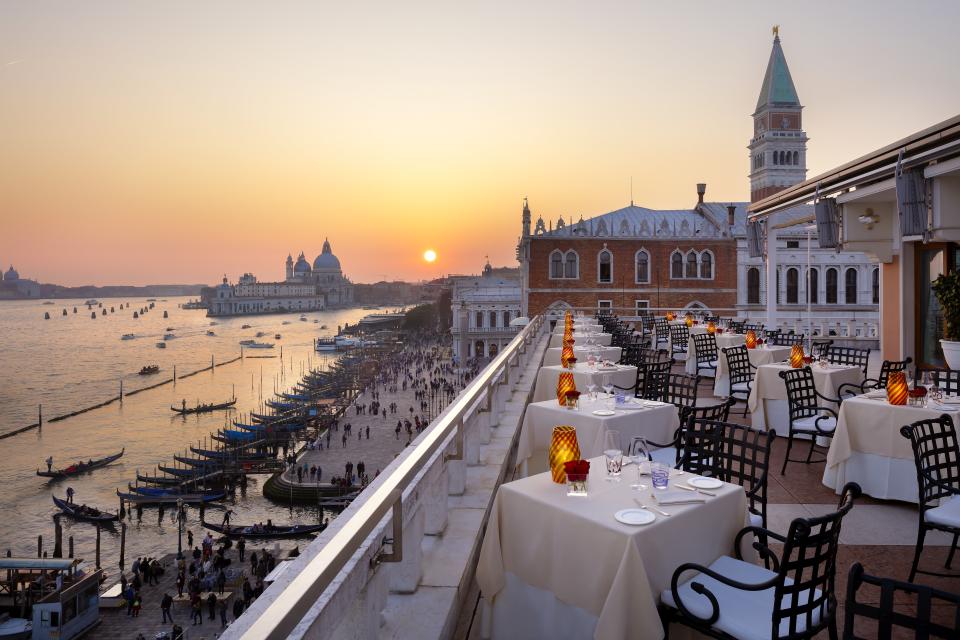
[450,262,521,361]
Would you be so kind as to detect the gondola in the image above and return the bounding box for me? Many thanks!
[127,484,223,498]
[170,399,237,415]
[136,471,187,486]
[52,496,118,523]
[200,518,326,539]
[173,455,222,468]
[117,488,225,505]
[190,446,272,460]
[212,429,258,443]
[139,365,160,375]
[37,448,125,479]
[157,465,206,478]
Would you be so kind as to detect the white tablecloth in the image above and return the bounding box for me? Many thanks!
[549,332,613,348]
[747,363,862,432]
[533,364,638,403]
[477,459,749,640]
[544,345,623,367]
[554,323,603,335]
[684,333,746,376]
[713,344,791,397]
[517,395,680,476]
[823,394,960,502]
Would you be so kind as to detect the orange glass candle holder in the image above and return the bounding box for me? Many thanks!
[887,371,908,405]
[685,314,693,328]
[557,371,577,406]
[561,344,575,368]
[666,312,674,322]
[745,329,757,349]
[707,321,716,335]
[790,344,804,368]
[549,426,581,483]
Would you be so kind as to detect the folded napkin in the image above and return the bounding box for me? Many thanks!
[653,490,706,506]
[939,395,960,405]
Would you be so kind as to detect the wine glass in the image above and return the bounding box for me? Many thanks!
[603,430,623,482]
[602,374,614,408]
[629,437,649,490]
[587,383,597,401]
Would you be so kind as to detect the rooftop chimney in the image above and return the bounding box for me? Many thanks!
[697,183,706,206]
[727,205,736,227]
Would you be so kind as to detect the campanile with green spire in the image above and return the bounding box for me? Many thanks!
[749,27,808,203]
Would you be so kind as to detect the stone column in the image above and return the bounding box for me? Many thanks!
[765,221,778,327]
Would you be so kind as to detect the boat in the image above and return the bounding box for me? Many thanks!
[239,339,255,345]
[320,324,328,329]
[173,455,223,467]
[0,614,31,640]
[215,429,258,442]
[274,333,281,340]
[117,488,225,505]
[241,324,252,329]
[207,330,216,336]
[52,496,118,523]
[84,299,98,306]
[246,342,274,349]
[158,465,206,478]
[300,315,308,322]
[156,342,166,349]
[135,472,184,486]
[170,398,237,415]
[42,301,55,305]
[37,449,125,479]
[127,485,223,498]
[265,399,299,410]
[201,518,326,539]
[139,365,160,375]
[165,326,174,331]
[316,338,337,352]
[121,333,136,340]
[190,446,272,460]
[209,321,218,326]
[256,331,266,337]
[163,333,175,340]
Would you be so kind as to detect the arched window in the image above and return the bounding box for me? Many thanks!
[872,268,880,304]
[475,311,483,328]
[598,249,612,283]
[807,268,819,304]
[488,343,499,357]
[635,249,649,284]
[793,151,799,165]
[563,250,579,279]
[685,251,698,278]
[747,268,760,304]
[845,268,858,304]
[474,340,485,358]
[699,251,713,279]
[549,250,563,279]
[773,152,778,166]
[826,268,838,304]
[670,251,684,279]
[489,311,497,328]
[786,267,799,304]
[502,310,511,327]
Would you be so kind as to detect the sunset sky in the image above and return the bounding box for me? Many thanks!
[2,1,959,286]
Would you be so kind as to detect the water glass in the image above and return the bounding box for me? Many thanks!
[651,462,670,490]
[629,437,649,490]
[603,430,623,481]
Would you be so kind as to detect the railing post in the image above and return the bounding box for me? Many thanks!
[464,411,481,466]
[388,504,424,594]
[423,455,449,535]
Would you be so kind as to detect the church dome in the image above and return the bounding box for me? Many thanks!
[313,238,341,271]
[4,265,19,281]
[293,252,312,275]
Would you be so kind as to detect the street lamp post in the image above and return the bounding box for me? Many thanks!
[176,498,184,559]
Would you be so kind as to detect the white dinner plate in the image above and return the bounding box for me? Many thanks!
[592,409,616,416]
[614,508,656,526]
[688,477,723,490]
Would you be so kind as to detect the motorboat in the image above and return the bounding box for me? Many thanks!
[275,333,282,340]
[156,342,166,349]
[256,331,266,337]
[241,324,252,329]
[320,324,328,329]
[84,299,99,306]
[300,315,308,322]
[0,614,31,640]
[282,321,291,325]
[246,341,274,349]
[239,339,255,346]
[207,330,216,336]
[316,338,337,352]
[121,333,136,340]
[139,365,160,375]
[163,333,176,340]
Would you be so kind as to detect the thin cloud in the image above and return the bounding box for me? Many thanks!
[5,60,22,66]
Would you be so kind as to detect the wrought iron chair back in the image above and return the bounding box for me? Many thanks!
[724,345,754,388]
[770,332,806,347]
[669,324,690,359]
[780,366,825,421]
[811,340,833,359]
[825,346,871,377]
[654,318,670,347]
[648,371,700,410]
[900,415,960,514]
[743,323,765,334]
[692,333,719,374]
[715,423,775,528]
[931,369,960,395]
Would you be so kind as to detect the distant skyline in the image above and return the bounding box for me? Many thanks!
[2,1,959,286]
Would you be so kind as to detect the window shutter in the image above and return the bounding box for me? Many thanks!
[814,198,840,248]
[746,220,764,258]
[896,168,928,238]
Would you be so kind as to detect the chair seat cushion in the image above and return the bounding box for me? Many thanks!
[926,496,960,528]
[793,415,837,433]
[749,511,763,528]
[730,382,751,393]
[698,360,718,369]
[650,447,677,466]
[661,555,823,640]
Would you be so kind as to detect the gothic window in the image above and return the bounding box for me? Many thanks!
[747,268,761,304]
[474,340,485,357]
[635,249,650,284]
[808,268,819,304]
[502,310,511,327]
[685,251,698,278]
[549,250,563,279]
[598,249,612,283]
[489,311,497,328]
[563,250,579,279]
[670,251,683,279]
[475,311,483,328]
[845,268,858,304]
[699,251,713,279]
[826,268,838,304]
[872,267,880,304]
[786,267,799,304]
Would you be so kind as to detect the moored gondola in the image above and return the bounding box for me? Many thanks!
[170,399,237,415]
[52,496,118,523]
[200,517,325,539]
[37,448,124,479]
[117,488,225,505]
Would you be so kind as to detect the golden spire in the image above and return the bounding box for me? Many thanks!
[772,25,779,38]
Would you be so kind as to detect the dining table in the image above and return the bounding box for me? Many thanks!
[747,362,863,432]
[823,392,960,502]
[476,457,750,640]
[517,394,680,476]
[684,332,746,377]
[554,322,603,334]
[543,345,623,367]
[549,332,613,348]
[532,363,637,403]
[712,344,791,397]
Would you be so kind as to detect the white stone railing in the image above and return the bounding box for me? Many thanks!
[224,315,547,640]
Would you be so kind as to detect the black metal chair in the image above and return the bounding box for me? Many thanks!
[900,415,960,582]
[728,320,745,334]
[646,398,736,469]
[825,346,871,378]
[843,562,960,639]
[838,357,912,398]
[779,367,841,475]
[654,318,671,350]
[647,371,700,418]
[770,332,805,347]
[715,423,776,530]
[743,323,765,335]
[669,324,690,364]
[692,333,719,379]
[811,340,833,359]
[660,483,861,640]
[722,345,755,416]
[614,357,671,399]
[932,369,960,395]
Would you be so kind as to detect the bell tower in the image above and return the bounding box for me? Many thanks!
[749,27,808,203]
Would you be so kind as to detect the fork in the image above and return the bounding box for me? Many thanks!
[634,498,670,517]
[675,484,717,497]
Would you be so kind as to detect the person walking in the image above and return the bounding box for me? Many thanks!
[190,593,203,625]
[176,571,185,597]
[237,536,246,561]
[45,456,53,472]
[161,592,174,623]
[66,486,74,503]
[216,569,226,595]
[218,597,228,628]
[206,592,217,620]
[232,596,244,621]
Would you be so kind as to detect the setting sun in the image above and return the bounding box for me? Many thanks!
[423,249,437,263]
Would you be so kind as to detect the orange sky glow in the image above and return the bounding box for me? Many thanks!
[2,1,959,286]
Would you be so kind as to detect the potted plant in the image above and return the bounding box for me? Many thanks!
[932,271,960,368]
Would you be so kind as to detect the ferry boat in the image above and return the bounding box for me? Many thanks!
[316,338,337,352]
[246,341,275,349]
[121,333,136,340]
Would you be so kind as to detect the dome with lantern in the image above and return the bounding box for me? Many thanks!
[293,252,312,276]
[312,238,341,272]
